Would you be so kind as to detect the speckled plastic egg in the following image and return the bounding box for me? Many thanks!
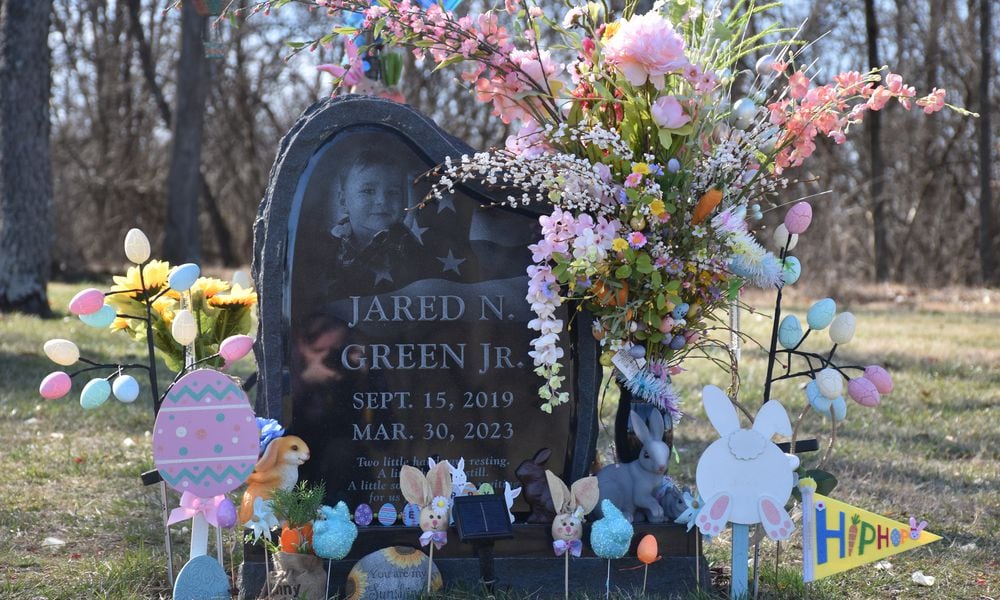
[355,504,373,526]
[772,224,798,252]
[784,202,813,234]
[40,371,72,400]
[402,503,421,527]
[112,375,140,403]
[782,256,801,286]
[806,381,832,415]
[778,315,803,349]
[863,365,893,394]
[80,378,111,409]
[807,299,837,330]
[847,377,881,407]
[69,288,105,316]
[669,335,686,350]
[829,312,856,344]
[816,368,843,399]
[168,263,201,292]
[79,304,116,328]
[217,497,238,528]
[629,345,646,359]
[377,503,398,526]
[152,369,259,496]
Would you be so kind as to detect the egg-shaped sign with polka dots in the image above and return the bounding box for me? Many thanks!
[153,369,259,496]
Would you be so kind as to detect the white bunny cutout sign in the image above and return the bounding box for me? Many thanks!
[694,385,798,541]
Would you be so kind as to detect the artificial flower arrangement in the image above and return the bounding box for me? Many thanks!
[105,257,257,373]
[263,0,964,415]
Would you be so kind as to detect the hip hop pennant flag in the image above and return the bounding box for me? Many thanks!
[799,480,941,582]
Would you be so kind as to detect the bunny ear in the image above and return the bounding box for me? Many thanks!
[752,399,793,439]
[545,470,571,514]
[630,410,651,444]
[400,465,429,505]
[703,385,741,436]
[570,476,600,515]
[456,458,465,473]
[646,409,665,440]
[427,457,437,470]
[428,461,452,499]
[533,448,552,465]
[252,436,283,474]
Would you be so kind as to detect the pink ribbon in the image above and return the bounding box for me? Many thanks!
[419,530,448,550]
[167,492,226,527]
[553,539,582,557]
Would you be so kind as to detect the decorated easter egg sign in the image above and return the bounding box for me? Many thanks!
[355,503,374,526]
[377,503,398,526]
[153,369,258,496]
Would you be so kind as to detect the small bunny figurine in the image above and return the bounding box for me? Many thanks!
[503,481,522,524]
[312,502,358,560]
[694,385,796,540]
[516,448,556,523]
[596,410,670,523]
[545,470,599,556]
[400,461,453,550]
[238,435,311,525]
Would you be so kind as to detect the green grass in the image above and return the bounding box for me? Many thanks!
[1,283,997,599]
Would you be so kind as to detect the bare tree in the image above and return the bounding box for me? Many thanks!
[163,0,210,263]
[979,0,996,285]
[865,0,889,282]
[0,0,53,315]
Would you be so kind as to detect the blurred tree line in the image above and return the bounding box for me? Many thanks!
[0,0,995,315]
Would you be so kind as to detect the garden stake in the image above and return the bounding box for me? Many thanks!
[731,523,750,600]
[752,528,761,600]
[605,558,611,599]
[427,541,435,595]
[564,549,570,599]
[642,561,648,595]
[325,558,332,600]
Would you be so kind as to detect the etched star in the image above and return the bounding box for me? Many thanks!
[411,222,430,245]
[372,266,394,285]
[436,194,456,214]
[437,250,466,275]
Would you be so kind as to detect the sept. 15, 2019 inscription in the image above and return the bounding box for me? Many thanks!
[284,124,575,511]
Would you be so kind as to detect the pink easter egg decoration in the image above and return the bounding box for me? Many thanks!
[152,369,259,496]
[69,288,105,316]
[863,365,893,394]
[847,377,881,407]
[783,202,813,234]
[219,335,254,365]
[40,371,72,400]
[217,497,238,528]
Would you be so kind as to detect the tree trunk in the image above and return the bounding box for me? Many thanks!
[865,0,889,282]
[163,0,209,264]
[0,0,53,316]
[980,0,996,285]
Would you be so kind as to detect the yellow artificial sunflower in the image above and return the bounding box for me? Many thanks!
[345,569,367,600]
[649,198,666,217]
[611,237,629,252]
[384,545,425,568]
[110,260,170,298]
[208,283,257,307]
[110,317,130,332]
[151,296,178,326]
[190,277,230,299]
[631,162,650,175]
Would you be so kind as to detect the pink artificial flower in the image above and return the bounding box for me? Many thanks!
[504,0,520,15]
[787,71,810,100]
[916,88,946,114]
[529,6,543,17]
[624,172,643,188]
[652,95,691,129]
[834,70,865,95]
[603,12,689,89]
[628,231,647,248]
[695,71,718,94]
[316,38,364,88]
[505,119,551,158]
[867,85,892,111]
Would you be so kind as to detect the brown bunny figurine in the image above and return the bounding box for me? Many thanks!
[238,435,310,525]
[516,448,556,523]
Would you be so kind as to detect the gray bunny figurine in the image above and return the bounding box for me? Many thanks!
[595,409,670,523]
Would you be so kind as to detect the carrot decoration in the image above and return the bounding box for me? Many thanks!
[691,188,723,225]
[279,522,314,553]
[848,514,860,556]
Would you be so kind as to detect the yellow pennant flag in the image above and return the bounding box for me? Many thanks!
[800,482,941,582]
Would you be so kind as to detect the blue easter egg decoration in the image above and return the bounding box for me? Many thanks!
[79,304,116,328]
[782,256,801,286]
[81,378,111,409]
[402,503,421,527]
[671,303,690,320]
[112,374,140,403]
[354,503,373,526]
[831,396,847,421]
[377,503,397,526]
[168,263,201,292]
[807,298,837,330]
[777,315,803,349]
[805,381,832,415]
[669,335,686,350]
[629,345,646,359]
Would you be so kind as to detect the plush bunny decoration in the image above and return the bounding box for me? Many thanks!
[400,461,453,549]
[694,385,797,541]
[596,410,670,523]
[545,470,599,556]
[516,448,556,523]
[238,435,311,525]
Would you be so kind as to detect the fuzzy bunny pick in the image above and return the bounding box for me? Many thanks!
[545,471,599,555]
[400,461,453,546]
